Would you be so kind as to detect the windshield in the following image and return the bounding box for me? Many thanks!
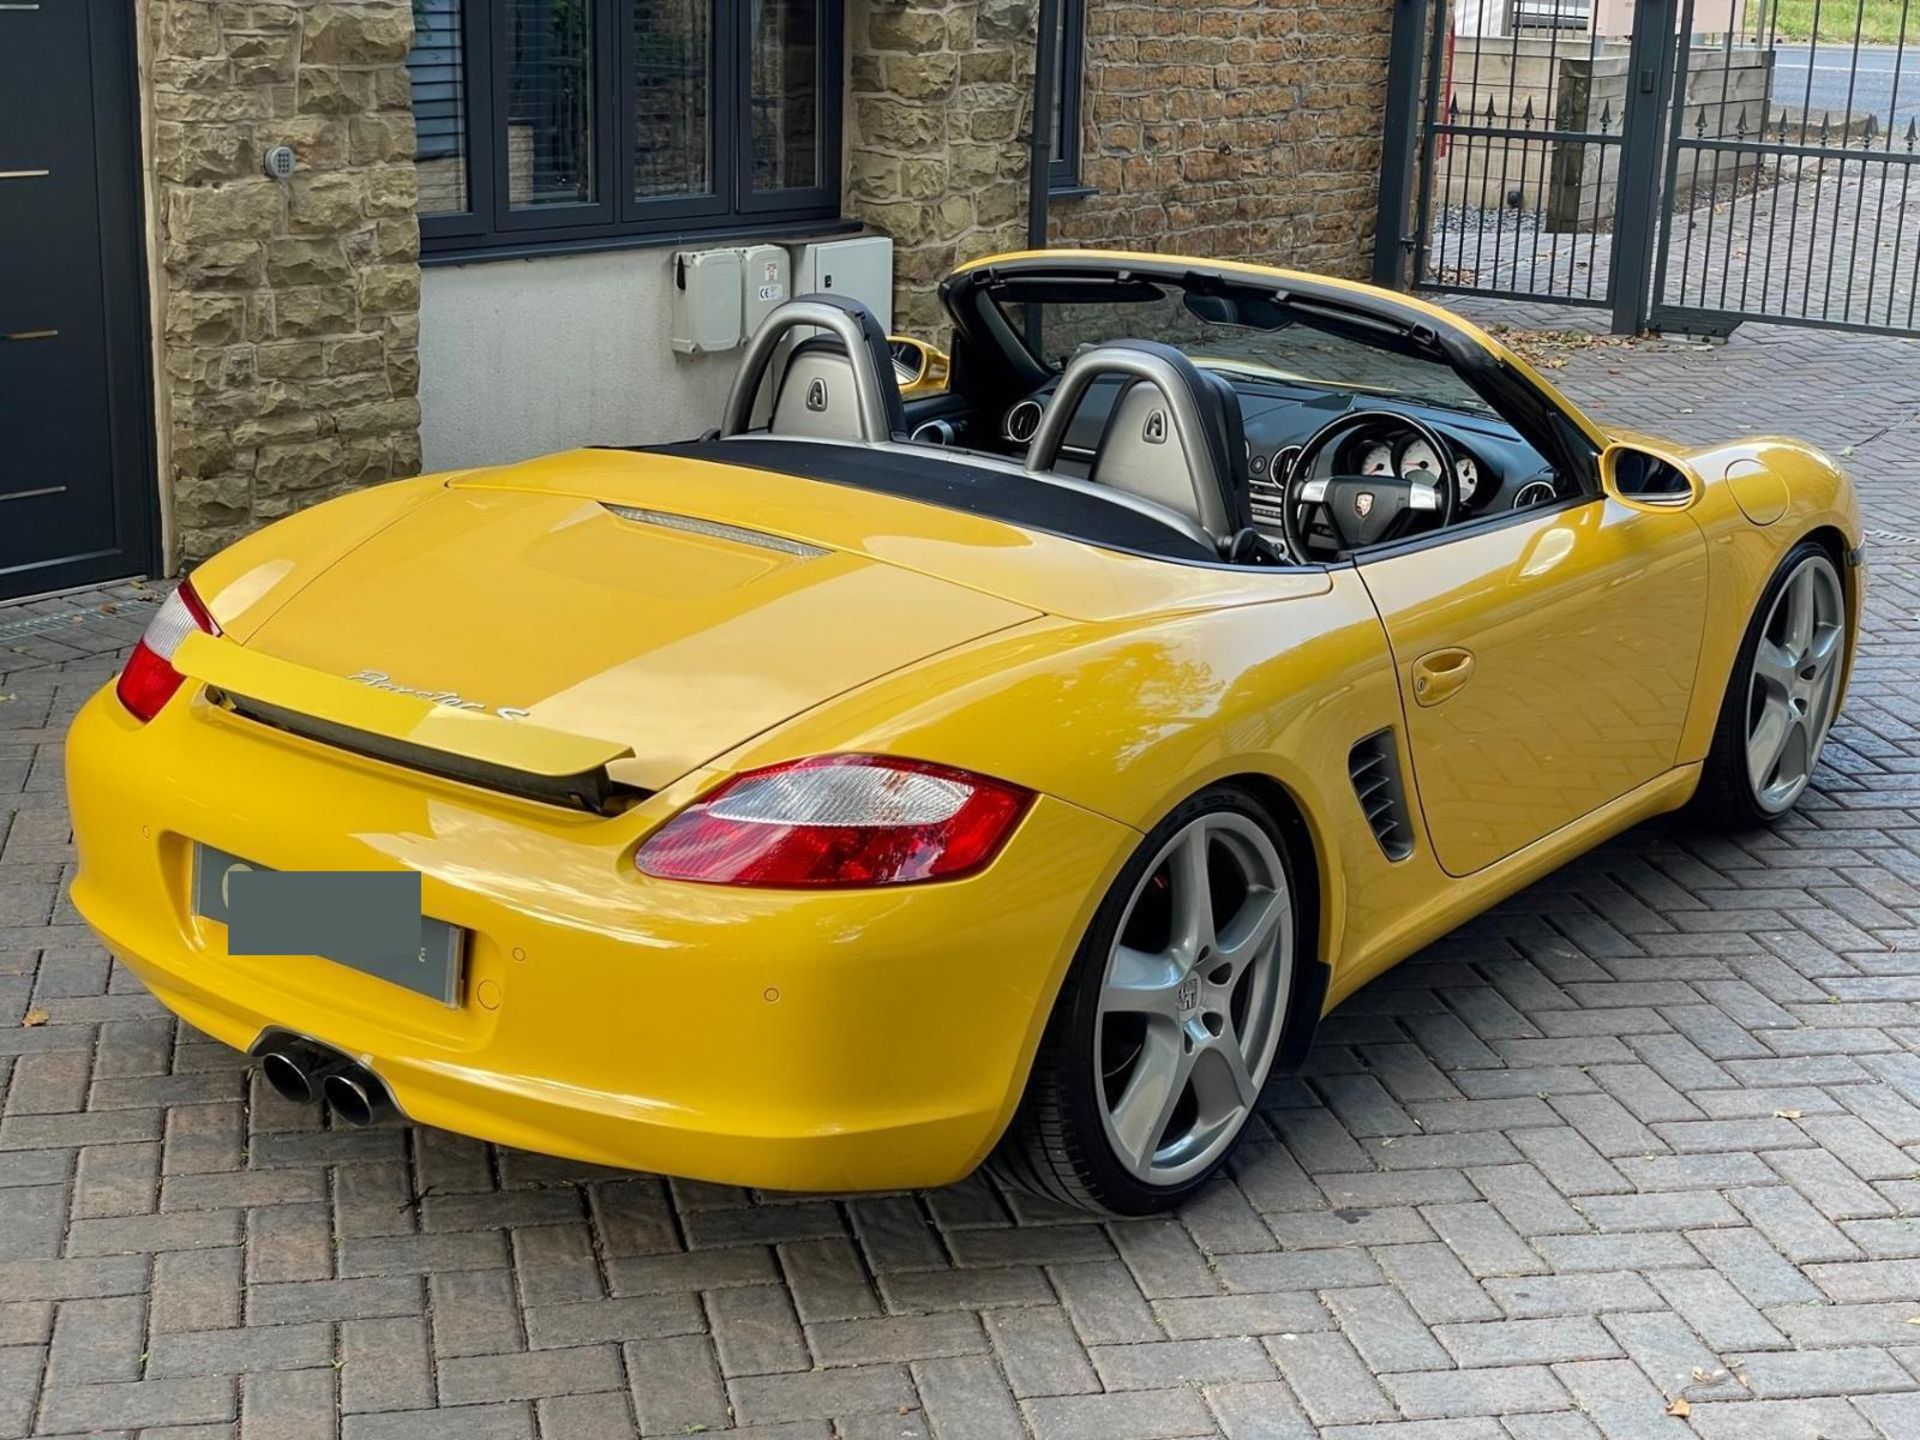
[990,280,1493,416]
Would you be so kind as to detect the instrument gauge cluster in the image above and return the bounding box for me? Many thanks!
[1455,455,1480,504]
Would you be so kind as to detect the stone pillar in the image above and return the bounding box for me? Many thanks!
[843,0,1038,338]
[152,0,422,563]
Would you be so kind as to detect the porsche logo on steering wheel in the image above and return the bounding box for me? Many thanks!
[1354,491,1375,518]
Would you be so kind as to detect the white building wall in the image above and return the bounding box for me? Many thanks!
[419,246,740,473]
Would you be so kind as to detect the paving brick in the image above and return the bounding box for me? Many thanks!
[809,1313,985,1369]
[523,1294,704,1348]
[1549,1358,1693,1438]
[151,1246,241,1333]
[1204,1380,1317,1439]
[248,1276,423,1327]
[1481,1271,1662,1320]
[343,1404,533,1440]
[1264,1331,1395,1426]
[1048,1261,1162,1345]
[780,1236,882,1322]
[339,1316,432,1413]
[45,1293,146,1386]
[984,1307,1100,1398]
[1153,1291,1331,1340]
[241,1367,336,1440]
[1022,1388,1216,1440]
[146,1323,334,1379]
[1325,1285,1453,1372]
[1090,1336,1274,1389]
[1381,1364,1572,1420]
[1374,1242,1503,1324]
[37,1377,237,1433]
[728,1363,920,1425]
[1737,1346,1918,1400]
[436,1344,623,1405]
[1857,1392,1920,1439]
[913,1354,1026,1440]
[428,1268,522,1356]
[1433,1317,1620,1367]
[624,1334,728,1436]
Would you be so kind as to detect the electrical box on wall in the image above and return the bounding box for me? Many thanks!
[670,248,744,355]
[791,236,895,331]
[740,245,791,339]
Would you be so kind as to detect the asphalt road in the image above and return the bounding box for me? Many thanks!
[1767,42,1920,138]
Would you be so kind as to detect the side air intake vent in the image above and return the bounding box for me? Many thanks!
[1348,729,1415,861]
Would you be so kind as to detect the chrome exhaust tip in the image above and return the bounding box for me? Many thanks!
[322,1068,392,1127]
[259,1047,334,1106]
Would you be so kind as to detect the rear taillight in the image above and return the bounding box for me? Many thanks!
[634,754,1033,888]
[116,580,219,723]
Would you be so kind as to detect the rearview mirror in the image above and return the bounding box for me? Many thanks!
[1599,443,1700,512]
[887,336,951,396]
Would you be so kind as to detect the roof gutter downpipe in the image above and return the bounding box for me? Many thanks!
[1023,0,1061,352]
[1027,0,1060,251]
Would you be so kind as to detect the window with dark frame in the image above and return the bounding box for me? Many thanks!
[408,0,843,258]
[1048,0,1085,194]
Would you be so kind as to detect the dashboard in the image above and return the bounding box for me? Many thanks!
[913,370,1573,542]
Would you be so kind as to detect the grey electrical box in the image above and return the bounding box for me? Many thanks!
[670,248,744,355]
[740,245,791,337]
[791,236,895,331]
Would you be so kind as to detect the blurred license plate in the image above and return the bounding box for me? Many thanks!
[192,844,465,1007]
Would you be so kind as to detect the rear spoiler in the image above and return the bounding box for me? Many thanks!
[172,633,644,815]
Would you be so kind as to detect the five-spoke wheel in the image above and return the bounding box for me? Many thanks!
[1745,552,1846,814]
[1698,540,1849,829]
[993,787,1299,1213]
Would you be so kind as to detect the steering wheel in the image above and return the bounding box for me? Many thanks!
[1282,411,1461,558]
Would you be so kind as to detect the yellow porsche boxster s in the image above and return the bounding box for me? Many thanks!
[67,251,1861,1213]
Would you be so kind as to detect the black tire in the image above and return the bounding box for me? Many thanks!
[989,785,1301,1215]
[1693,538,1846,830]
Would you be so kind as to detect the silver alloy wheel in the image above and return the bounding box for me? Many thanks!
[1746,553,1846,815]
[1094,812,1292,1187]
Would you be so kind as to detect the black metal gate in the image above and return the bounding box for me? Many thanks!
[1376,0,1920,337]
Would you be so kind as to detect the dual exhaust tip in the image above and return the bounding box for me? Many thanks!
[257,1041,393,1127]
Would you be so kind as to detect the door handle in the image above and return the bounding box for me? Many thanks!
[1411,647,1475,707]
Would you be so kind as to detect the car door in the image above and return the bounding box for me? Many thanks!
[1358,495,1709,876]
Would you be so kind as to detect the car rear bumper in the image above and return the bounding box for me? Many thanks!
[66,684,1133,1191]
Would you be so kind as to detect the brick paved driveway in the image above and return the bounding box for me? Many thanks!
[6,316,1920,1439]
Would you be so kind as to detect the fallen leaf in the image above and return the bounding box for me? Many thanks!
[1774,1109,1804,1119]
[1905,1316,1920,1325]
[1667,1398,1691,1418]
[21,1009,50,1027]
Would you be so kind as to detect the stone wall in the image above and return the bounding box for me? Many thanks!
[844,0,1395,338]
[151,0,422,563]
[1057,0,1393,274]
[843,0,1040,336]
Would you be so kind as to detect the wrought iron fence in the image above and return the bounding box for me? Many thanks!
[1652,0,1920,335]
[1379,0,1920,337]
[1410,0,1626,308]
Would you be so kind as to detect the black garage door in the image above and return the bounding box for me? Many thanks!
[0,0,157,602]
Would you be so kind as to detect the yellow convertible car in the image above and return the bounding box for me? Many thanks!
[67,251,1860,1213]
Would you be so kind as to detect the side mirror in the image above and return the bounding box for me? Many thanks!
[1599,443,1700,512]
[887,336,951,396]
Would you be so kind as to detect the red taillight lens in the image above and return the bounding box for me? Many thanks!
[115,580,220,723]
[635,754,1034,888]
